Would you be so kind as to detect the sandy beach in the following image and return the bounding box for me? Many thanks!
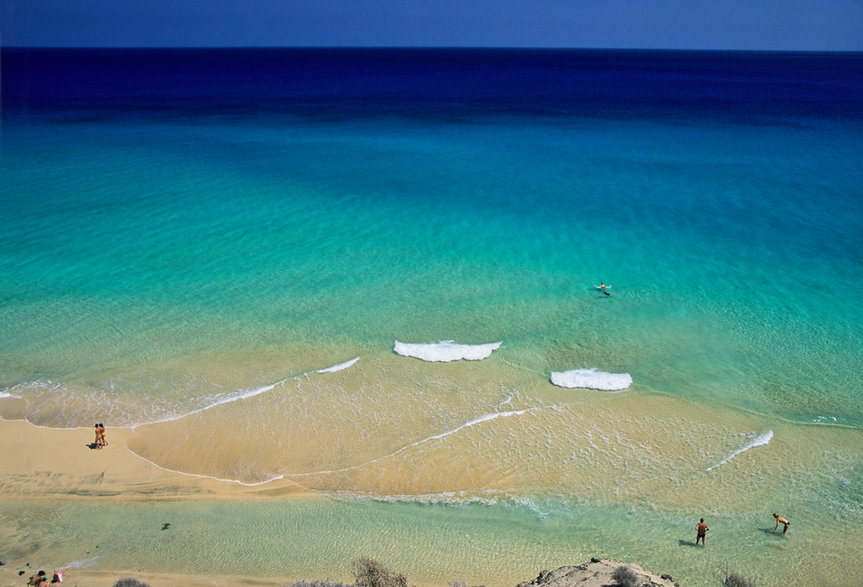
[1,418,681,587]
[0,419,314,586]
[0,420,314,502]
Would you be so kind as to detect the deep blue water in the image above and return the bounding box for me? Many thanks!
[5,48,863,123]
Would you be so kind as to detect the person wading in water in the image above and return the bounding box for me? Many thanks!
[695,518,710,546]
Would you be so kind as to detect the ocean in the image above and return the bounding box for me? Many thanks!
[1,48,862,586]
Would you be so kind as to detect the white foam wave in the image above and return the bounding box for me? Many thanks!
[393,340,502,362]
[0,391,21,399]
[315,357,360,373]
[707,430,774,471]
[550,368,633,390]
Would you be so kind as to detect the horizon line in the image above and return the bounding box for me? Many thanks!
[3,45,861,55]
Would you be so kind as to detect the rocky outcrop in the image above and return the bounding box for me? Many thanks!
[517,558,678,587]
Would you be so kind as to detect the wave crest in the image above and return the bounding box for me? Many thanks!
[393,340,502,362]
[315,357,360,373]
[550,368,632,390]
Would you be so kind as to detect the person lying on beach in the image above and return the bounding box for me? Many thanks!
[50,568,68,583]
[773,513,790,534]
[27,570,47,585]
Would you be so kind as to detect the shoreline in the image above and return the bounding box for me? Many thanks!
[0,419,313,586]
[0,419,316,501]
[0,419,684,587]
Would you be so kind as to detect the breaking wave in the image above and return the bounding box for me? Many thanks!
[393,340,502,362]
[315,357,360,373]
[550,368,632,390]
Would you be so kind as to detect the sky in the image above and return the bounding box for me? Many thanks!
[2,0,862,51]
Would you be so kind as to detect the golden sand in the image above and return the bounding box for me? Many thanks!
[0,419,315,587]
[3,352,862,586]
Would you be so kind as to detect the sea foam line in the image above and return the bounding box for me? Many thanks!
[394,340,502,362]
[315,357,360,373]
[138,356,362,427]
[288,408,535,477]
[707,430,774,471]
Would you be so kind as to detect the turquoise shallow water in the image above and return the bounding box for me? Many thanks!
[2,114,862,425]
[2,493,860,587]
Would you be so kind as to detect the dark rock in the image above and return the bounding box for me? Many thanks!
[590,557,601,563]
[536,570,552,584]
[661,574,673,581]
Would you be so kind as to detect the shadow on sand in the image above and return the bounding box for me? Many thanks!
[678,539,703,548]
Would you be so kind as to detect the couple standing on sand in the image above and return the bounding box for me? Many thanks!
[93,423,108,449]
[694,513,790,546]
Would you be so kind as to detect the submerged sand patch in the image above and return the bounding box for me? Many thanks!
[120,352,863,513]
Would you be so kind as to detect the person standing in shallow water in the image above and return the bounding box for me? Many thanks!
[695,518,709,546]
[773,513,790,534]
